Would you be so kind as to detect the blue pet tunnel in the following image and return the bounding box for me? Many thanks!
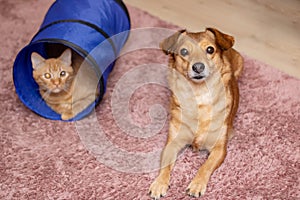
[13,0,130,121]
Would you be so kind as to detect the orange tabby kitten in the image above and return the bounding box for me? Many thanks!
[31,48,99,120]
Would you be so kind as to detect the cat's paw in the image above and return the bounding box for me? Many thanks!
[63,104,72,110]
[61,112,75,120]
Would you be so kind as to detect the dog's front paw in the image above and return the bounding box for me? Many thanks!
[186,178,208,198]
[149,178,169,200]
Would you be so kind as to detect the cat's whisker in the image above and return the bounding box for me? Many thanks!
[41,90,52,101]
[62,88,69,93]
[41,93,49,101]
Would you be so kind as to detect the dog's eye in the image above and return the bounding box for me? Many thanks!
[206,46,215,54]
[180,48,189,56]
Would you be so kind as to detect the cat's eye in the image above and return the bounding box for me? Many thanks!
[206,46,215,54]
[180,48,189,56]
[44,73,51,79]
[60,71,67,77]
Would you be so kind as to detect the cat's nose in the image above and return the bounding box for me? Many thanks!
[52,79,60,86]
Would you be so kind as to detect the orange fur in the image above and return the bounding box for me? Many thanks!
[149,28,243,199]
[31,48,99,120]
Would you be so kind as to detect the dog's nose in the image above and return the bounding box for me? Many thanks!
[192,62,205,73]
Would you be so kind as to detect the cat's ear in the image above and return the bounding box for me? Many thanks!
[59,48,72,66]
[31,52,45,69]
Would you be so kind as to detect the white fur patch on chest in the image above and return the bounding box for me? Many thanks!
[169,69,229,135]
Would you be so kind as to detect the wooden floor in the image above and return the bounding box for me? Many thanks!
[124,0,300,78]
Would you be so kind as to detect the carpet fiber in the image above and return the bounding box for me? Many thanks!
[1,1,299,199]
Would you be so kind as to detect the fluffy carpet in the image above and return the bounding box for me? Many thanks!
[1,1,299,199]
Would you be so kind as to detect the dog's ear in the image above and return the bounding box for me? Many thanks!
[160,30,185,55]
[206,28,234,50]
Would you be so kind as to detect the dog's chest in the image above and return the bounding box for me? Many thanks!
[170,74,228,136]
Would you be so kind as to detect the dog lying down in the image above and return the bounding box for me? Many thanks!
[149,28,243,199]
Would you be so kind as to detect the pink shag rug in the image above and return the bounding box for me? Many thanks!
[1,1,299,199]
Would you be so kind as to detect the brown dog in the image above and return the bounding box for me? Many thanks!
[149,28,243,199]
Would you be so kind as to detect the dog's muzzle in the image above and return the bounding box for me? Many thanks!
[191,62,206,80]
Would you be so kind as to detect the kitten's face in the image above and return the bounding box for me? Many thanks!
[31,49,74,94]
